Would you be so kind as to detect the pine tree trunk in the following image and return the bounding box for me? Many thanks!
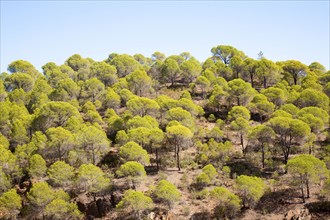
[300,175,305,203]
[261,143,265,169]
[240,133,245,155]
[293,75,297,85]
[156,148,159,171]
[284,145,290,164]
[250,73,254,88]
[176,145,181,171]
[306,177,310,198]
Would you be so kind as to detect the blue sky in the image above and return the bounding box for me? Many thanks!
[1,1,329,72]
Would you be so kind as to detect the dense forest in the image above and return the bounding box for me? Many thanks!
[0,45,330,220]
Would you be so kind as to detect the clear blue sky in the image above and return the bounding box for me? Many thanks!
[1,1,329,72]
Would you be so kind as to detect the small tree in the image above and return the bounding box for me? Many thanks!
[195,76,210,98]
[119,141,150,165]
[154,180,181,209]
[0,167,10,193]
[116,189,154,220]
[202,164,217,182]
[28,154,47,178]
[116,161,146,188]
[210,187,241,219]
[127,127,150,148]
[248,94,275,123]
[126,69,152,96]
[47,161,75,187]
[267,117,311,163]
[76,125,110,165]
[161,58,181,86]
[76,164,110,195]
[45,198,82,220]
[45,126,74,161]
[27,182,55,215]
[282,60,307,85]
[196,172,211,188]
[127,96,160,117]
[248,125,275,168]
[230,117,249,155]
[287,154,328,203]
[166,107,195,131]
[236,175,266,208]
[228,106,250,121]
[149,128,164,170]
[228,79,255,106]
[0,189,22,219]
[166,124,193,171]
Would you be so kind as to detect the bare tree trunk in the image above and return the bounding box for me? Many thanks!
[156,148,159,171]
[300,175,305,203]
[250,73,254,88]
[283,145,291,164]
[306,177,310,198]
[293,74,297,85]
[175,144,181,171]
[240,133,245,155]
[261,143,265,169]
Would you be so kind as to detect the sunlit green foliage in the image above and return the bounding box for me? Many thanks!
[45,198,82,219]
[47,161,75,187]
[166,124,193,170]
[28,154,47,178]
[236,175,266,208]
[76,163,110,193]
[119,141,150,165]
[210,187,241,219]
[287,154,329,202]
[154,180,181,209]
[116,189,154,219]
[267,117,311,163]
[0,189,22,219]
[116,162,147,187]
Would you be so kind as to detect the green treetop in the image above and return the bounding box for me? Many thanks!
[154,180,181,209]
[116,189,154,220]
[236,175,266,208]
[210,186,241,219]
[287,154,329,203]
[119,141,150,165]
[47,161,75,187]
[0,189,22,219]
[76,163,110,194]
[166,124,193,171]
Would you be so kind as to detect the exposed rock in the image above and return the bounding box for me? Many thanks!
[283,207,311,220]
[96,198,112,216]
[86,202,99,218]
[148,212,156,220]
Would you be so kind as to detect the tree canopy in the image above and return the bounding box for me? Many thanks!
[1,46,329,219]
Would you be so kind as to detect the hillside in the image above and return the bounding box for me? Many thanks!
[0,45,330,220]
